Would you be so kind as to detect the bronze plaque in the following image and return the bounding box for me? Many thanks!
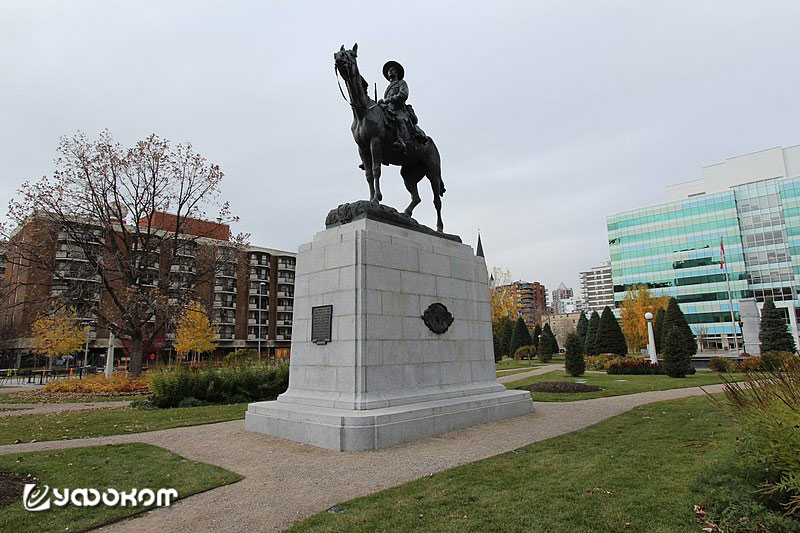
[311,305,333,345]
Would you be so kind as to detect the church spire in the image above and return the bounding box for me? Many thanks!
[476,231,484,258]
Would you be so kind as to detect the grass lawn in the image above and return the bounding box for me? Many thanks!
[504,370,742,401]
[0,442,242,532]
[0,403,247,444]
[289,396,741,532]
[0,390,146,404]
[495,368,536,378]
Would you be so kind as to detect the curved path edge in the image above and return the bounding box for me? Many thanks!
[0,383,727,532]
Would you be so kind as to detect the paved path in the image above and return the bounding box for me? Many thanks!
[496,363,561,383]
[0,401,131,417]
[0,383,725,532]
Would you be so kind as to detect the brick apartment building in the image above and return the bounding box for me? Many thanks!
[504,281,548,330]
[0,213,295,368]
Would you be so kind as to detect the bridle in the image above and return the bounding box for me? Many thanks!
[334,60,353,107]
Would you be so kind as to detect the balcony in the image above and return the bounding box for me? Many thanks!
[170,264,195,273]
[214,285,236,293]
[278,263,295,271]
[249,272,269,281]
[277,319,293,327]
[216,333,235,340]
[213,299,236,309]
[277,276,294,284]
[275,334,292,341]
[249,302,268,311]
[276,305,293,312]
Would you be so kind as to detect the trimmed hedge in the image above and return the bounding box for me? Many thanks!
[148,362,289,408]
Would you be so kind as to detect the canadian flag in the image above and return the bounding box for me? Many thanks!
[720,236,725,270]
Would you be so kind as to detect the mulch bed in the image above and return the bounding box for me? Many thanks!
[0,472,38,507]
[525,381,603,393]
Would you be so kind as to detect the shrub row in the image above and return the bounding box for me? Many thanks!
[606,359,662,375]
[42,372,149,395]
[709,352,798,373]
[148,362,289,408]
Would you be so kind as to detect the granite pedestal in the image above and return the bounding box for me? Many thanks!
[245,214,533,451]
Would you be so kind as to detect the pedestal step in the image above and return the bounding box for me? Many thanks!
[245,389,533,451]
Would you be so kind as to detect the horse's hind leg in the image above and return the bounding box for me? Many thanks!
[427,163,444,233]
[358,146,375,200]
[400,163,424,217]
[369,138,383,203]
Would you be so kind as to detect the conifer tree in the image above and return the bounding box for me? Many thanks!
[498,318,514,358]
[759,299,796,353]
[585,311,601,356]
[509,317,533,358]
[653,307,666,354]
[594,306,627,356]
[532,323,542,350]
[564,331,585,377]
[538,323,558,361]
[662,325,692,378]
[661,298,696,357]
[576,311,589,344]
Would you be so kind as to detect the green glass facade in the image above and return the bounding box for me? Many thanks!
[608,176,800,347]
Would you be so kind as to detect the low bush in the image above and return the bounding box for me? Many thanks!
[708,356,733,373]
[223,349,260,367]
[514,345,536,361]
[148,361,289,408]
[606,359,662,375]
[761,351,798,371]
[718,364,800,517]
[584,354,615,371]
[42,372,149,395]
[733,356,763,373]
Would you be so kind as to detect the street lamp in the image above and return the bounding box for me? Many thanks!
[258,281,266,362]
[645,312,657,364]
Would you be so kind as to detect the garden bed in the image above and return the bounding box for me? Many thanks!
[524,381,602,393]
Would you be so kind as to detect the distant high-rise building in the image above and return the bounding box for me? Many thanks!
[551,282,574,315]
[580,261,614,313]
[507,281,547,328]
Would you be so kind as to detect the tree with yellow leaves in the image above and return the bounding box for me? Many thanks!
[489,267,518,323]
[173,300,217,365]
[619,285,669,352]
[31,307,87,369]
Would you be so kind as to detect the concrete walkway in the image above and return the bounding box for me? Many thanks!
[496,363,561,383]
[0,401,131,417]
[0,383,725,532]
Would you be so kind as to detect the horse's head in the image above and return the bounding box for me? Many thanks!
[334,43,359,80]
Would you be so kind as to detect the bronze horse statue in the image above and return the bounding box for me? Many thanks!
[334,43,446,233]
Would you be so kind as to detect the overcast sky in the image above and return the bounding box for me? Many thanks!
[2,1,799,294]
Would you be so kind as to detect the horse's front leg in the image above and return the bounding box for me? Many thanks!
[358,145,375,200]
[369,138,383,203]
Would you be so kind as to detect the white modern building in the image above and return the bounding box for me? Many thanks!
[579,261,615,312]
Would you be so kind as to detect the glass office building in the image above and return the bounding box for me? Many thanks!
[607,145,800,350]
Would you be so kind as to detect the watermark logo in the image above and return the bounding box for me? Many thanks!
[23,484,51,512]
[22,484,177,512]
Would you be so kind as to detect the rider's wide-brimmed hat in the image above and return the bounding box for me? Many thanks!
[382,61,404,81]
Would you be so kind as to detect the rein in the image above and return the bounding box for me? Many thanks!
[334,65,352,107]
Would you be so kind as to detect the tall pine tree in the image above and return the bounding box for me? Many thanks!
[509,317,533,357]
[532,323,542,350]
[594,306,628,356]
[663,324,692,378]
[759,299,796,353]
[576,311,589,344]
[661,297,696,357]
[538,323,558,361]
[585,311,601,356]
[564,331,585,377]
[653,307,666,354]
[498,317,514,359]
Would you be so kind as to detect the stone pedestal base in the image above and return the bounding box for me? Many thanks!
[245,389,532,452]
[246,211,533,451]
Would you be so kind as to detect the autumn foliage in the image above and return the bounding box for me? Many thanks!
[173,300,217,364]
[42,372,149,395]
[619,285,668,352]
[31,307,88,366]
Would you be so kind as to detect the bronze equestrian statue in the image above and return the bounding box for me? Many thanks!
[334,43,446,233]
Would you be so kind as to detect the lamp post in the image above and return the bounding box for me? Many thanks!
[645,312,658,364]
[258,281,266,362]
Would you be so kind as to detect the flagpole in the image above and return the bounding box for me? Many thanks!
[721,236,740,354]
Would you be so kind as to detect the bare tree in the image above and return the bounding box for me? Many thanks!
[1,131,245,375]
